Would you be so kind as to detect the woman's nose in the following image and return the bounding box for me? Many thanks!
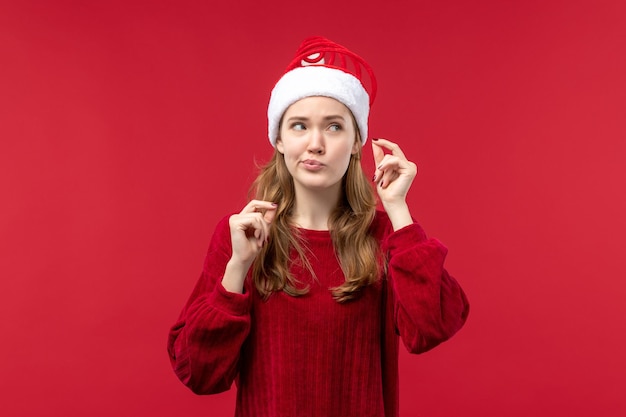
[307,130,325,154]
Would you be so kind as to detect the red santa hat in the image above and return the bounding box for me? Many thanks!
[267,36,377,147]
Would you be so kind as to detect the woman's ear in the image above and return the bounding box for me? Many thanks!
[351,135,361,155]
[352,125,362,155]
[351,140,359,155]
[276,137,284,154]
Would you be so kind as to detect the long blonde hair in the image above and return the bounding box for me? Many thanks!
[249,130,381,303]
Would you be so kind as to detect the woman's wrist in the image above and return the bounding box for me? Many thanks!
[221,258,251,294]
[382,200,413,231]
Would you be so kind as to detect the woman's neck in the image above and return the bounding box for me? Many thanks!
[291,185,341,230]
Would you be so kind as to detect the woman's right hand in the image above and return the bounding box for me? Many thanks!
[222,200,277,294]
[228,200,277,268]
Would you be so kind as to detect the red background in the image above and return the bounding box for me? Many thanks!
[1,1,625,416]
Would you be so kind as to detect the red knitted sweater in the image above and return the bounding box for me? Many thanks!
[167,211,469,417]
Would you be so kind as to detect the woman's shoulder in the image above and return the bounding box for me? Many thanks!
[370,210,394,240]
[215,213,233,231]
[208,213,236,242]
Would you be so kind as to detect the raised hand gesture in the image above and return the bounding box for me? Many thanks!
[372,138,417,230]
[222,200,277,293]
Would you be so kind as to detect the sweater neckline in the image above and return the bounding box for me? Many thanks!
[295,227,332,240]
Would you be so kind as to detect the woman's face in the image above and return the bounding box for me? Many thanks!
[276,96,358,196]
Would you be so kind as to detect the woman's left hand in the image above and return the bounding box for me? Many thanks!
[372,138,417,206]
[372,138,417,231]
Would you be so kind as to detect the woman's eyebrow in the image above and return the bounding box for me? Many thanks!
[323,115,347,121]
[286,115,347,122]
[285,116,309,122]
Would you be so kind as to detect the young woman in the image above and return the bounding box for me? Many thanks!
[167,36,469,417]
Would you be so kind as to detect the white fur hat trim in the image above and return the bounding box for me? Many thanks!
[267,66,370,146]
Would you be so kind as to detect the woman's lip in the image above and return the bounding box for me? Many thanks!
[301,159,324,170]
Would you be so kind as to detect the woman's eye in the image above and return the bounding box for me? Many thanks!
[328,123,342,132]
[291,122,306,131]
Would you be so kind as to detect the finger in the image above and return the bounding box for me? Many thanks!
[378,154,418,177]
[372,140,386,182]
[263,205,278,224]
[372,139,386,166]
[260,212,272,243]
[247,216,266,248]
[375,154,400,187]
[240,210,274,243]
[257,224,264,248]
[243,211,272,244]
[379,168,399,189]
[240,199,278,214]
[233,213,265,238]
[372,138,407,160]
[376,154,402,172]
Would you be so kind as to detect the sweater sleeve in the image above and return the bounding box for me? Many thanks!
[167,216,252,395]
[383,222,470,354]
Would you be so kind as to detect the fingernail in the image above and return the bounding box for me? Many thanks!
[271,203,277,206]
[372,174,377,182]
